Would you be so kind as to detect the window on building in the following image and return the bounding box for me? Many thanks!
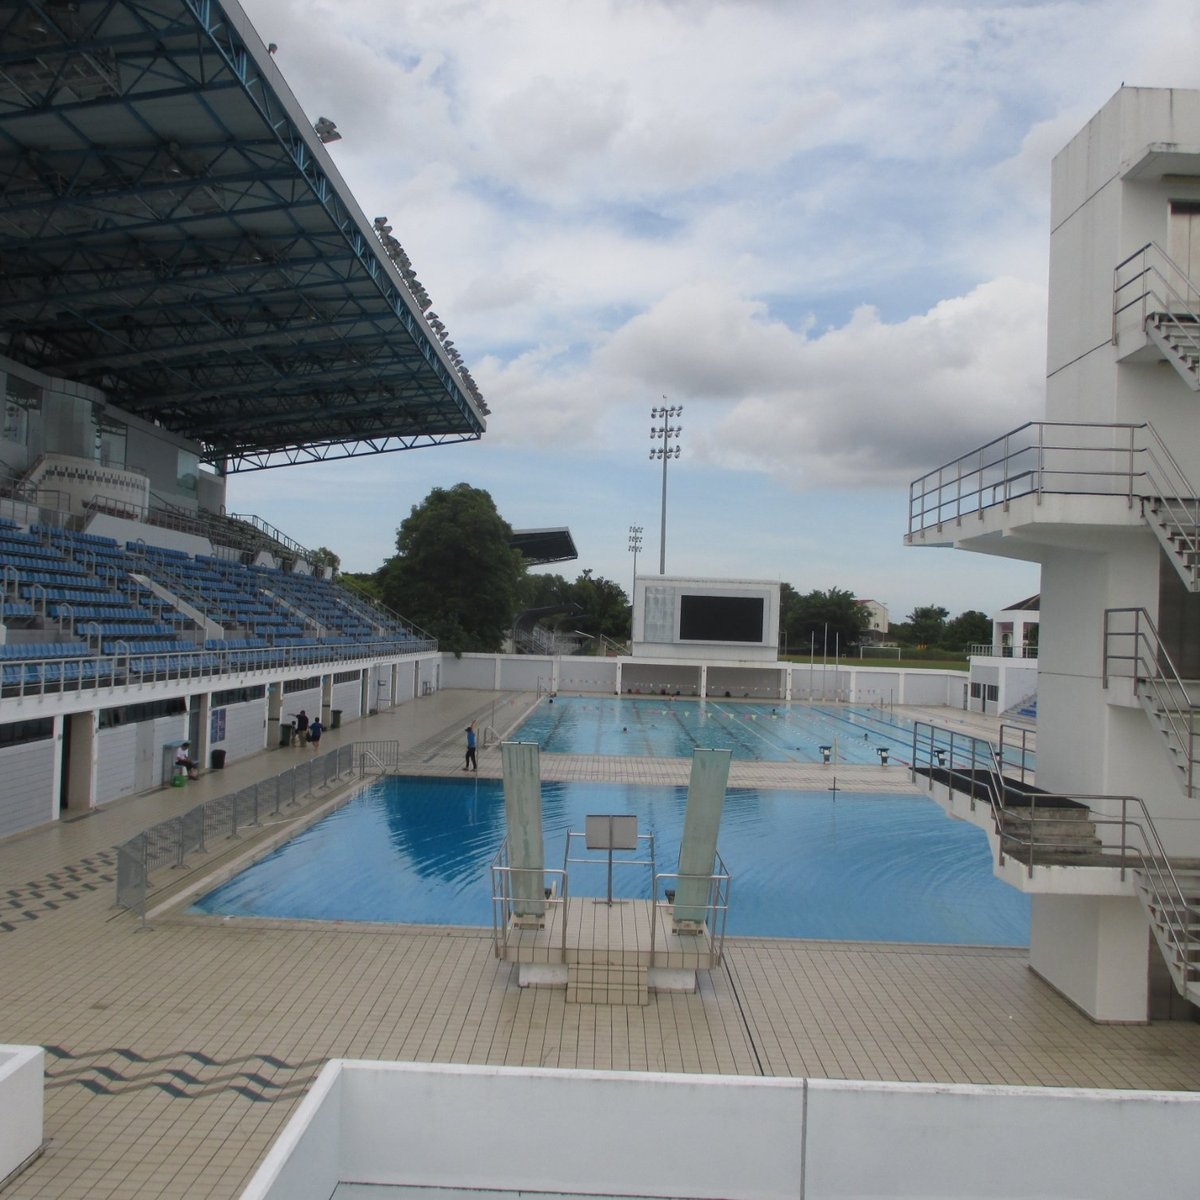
[177,448,199,495]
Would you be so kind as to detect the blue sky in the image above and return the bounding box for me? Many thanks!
[230,0,1200,623]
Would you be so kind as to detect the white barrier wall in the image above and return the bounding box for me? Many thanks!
[241,1062,1200,1200]
[0,1045,43,1188]
[0,739,56,838]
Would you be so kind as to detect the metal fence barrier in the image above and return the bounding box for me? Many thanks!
[115,741,398,920]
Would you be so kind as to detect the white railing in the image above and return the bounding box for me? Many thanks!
[967,642,1039,659]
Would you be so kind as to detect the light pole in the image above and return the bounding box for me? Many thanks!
[627,525,643,601]
[650,400,682,574]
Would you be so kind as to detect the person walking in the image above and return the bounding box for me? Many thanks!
[464,721,477,771]
[291,709,309,746]
[307,715,323,750]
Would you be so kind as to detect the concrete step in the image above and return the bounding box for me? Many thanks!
[567,961,648,1006]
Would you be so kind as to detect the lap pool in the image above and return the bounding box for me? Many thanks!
[512,696,931,764]
[190,775,1030,945]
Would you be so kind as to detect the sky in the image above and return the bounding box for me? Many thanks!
[227,0,1200,623]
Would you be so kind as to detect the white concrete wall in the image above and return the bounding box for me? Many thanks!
[211,698,267,764]
[0,1045,43,1188]
[240,1061,1200,1200]
[1029,893,1151,1022]
[557,657,618,693]
[0,739,56,838]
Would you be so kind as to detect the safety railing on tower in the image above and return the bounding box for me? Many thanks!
[911,719,1200,1000]
[907,420,1200,591]
[1103,607,1199,798]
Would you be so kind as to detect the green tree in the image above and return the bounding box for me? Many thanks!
[782,586,870,654]
[309,545,341,574]
[944,609,992,650]
[380,483,525,653]
[517,570,630,645]
[906,605,949,648]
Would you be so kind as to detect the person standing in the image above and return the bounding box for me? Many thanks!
[307,715,323,750]
[291,709,309,746]
[464,721,477,771]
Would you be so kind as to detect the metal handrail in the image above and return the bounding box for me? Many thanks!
[911,720,1199,995]
[490,839,568,958]
[907,418,1200,591]
[1103,607,1199,797]
[1113,240,1200,344]
[0,636,437,700]
[563,829,657,907]
[651,853,732,966]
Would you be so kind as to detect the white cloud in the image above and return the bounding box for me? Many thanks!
[226,0,1189,610]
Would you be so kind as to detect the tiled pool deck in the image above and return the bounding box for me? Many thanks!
[3,690,1200,1199]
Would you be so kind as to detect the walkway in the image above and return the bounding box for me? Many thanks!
[2,693,1198,1200]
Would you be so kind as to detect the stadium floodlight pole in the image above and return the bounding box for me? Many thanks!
[628,525,643,603]
[649,399,682,575]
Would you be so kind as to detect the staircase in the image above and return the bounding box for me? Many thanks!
[1105,608,1200,798]
[1145,312,1200,391]
[1134,864,1200,1006]
[1143,493,1200,593]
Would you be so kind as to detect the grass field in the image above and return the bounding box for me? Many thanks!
[781,653,968,671]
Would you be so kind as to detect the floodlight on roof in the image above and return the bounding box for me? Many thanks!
[314,117,341,143]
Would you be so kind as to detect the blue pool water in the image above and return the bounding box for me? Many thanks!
[190,775,1030,945]
[512,696,926,764]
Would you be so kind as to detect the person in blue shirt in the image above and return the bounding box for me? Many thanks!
[307,715,323,749]
[464,721,477,771]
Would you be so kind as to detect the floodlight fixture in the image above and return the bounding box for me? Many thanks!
[649,398,682,574]
[314,117,341,143]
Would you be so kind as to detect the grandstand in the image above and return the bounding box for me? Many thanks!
[0,0,480,836]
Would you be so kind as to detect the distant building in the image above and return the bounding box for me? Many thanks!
[856,598,889,642]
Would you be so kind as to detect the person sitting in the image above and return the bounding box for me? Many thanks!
[174,741,200,780]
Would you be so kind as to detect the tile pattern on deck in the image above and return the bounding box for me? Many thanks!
[2,691,1199,1200]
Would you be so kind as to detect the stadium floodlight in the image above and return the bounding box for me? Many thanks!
[649,400,682,574]
[314,117,341,143]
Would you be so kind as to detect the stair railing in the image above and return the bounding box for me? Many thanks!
[1103,607,1198,797]
[1113,241,1200,354]
[914,720,1200,996]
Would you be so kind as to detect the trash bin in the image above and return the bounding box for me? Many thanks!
[210,748,227,770]
[330,709,342,729]
[279,721,294,747]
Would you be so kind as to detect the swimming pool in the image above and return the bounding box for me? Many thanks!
[511,696,929,764]
[190,775,1030,945]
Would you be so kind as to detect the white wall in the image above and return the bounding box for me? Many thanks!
[331,678,360,720]
[0,739,56,838]
[1029,893,1151,1022]
[95,725,137,804]
[241,1061,1200,1200]
[210,698,267,764]
[0,1045,43,1188]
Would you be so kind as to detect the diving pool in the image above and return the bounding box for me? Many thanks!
[512,696,928,763]
[190,775,1030,945]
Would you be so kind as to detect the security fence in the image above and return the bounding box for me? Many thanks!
[115,741,400,918]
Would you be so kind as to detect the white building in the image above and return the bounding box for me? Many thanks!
[908,87,1200,1022]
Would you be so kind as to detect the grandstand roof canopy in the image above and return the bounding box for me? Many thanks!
[0,0,485,472]
[509,528,578,566]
